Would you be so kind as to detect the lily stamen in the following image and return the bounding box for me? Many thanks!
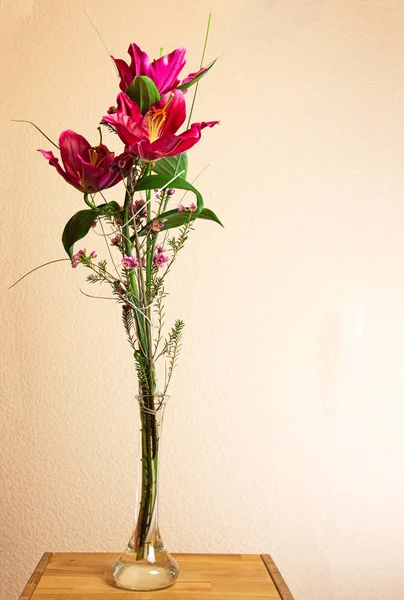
[147,108,167,142]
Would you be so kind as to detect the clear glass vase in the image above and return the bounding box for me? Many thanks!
[112,393,179,591]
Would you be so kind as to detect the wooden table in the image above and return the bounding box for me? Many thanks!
[19,553,294,600]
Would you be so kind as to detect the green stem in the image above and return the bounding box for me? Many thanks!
[145,165,154,305]
[136,408,159,558]
[143,163,158,400]
[84,193,98,210]
[122,184,147,354]
[130,164,160,558]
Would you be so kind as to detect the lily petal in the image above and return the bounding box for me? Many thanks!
[159,120,219,156]
[150,47,186,95]
[59,130,91,178]
[98,168,125,191]
[38,148,82,191]
[75,156,107,192]
[116,92,144,122]
[102,93,149,146]
[95,145,115,171]
[111,57,135,92]
[128,43,152,79]
[128,120,219,162]
[112,44,152,93]
[126,139,175,162]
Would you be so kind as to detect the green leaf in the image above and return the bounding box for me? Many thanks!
[198,207,223,227]
[177,58,218,92]
[152,153,188,179]
[62,209,99,259]
[139,207,223,235]
[134,174,204,216]
[97,200,121,216]
[62,202,121,258]
[125,76,160,115]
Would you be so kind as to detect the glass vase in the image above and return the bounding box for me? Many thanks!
[112,393,179,591]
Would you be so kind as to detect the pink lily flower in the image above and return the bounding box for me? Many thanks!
[112,43,206,95]
[102,91,219,162]
[39,130,132,193]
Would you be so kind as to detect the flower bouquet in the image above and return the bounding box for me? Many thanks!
[16,38,221,591]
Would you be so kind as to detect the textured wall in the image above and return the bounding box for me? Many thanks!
[1,1,404,599]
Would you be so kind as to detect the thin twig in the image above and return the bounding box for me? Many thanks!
[79,287,117,301]
[178,164,210,203]
[79,286,152,325]
[98,218,122,279]
[161,164,209,248]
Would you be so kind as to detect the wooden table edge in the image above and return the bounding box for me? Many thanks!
[19,552,294,599]
[260,554,295,600]
[18,553,53,600]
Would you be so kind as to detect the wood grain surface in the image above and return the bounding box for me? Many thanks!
[19,553,294,600]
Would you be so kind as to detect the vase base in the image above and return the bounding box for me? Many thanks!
[112,550,179,591]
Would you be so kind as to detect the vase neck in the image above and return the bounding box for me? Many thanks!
[137,393,169,417]
[129,392,169,557]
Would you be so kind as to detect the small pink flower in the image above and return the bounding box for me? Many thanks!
[91,221,97,228]
[111,235,121,246]
[154,254,169,268]
[72,249,84,266]
[71,248,96,268]
[121,256,139,269]
[150,220,164,233]
[178,204,185,212]
[153,248,169,268]
[188,202,197,212]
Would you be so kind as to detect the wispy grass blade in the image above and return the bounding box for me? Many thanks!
[186,12,212,129]
[83,9,118,74]
[11,120,59,149]
[9,259,70,289]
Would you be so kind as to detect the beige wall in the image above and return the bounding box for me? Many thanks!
[1,1,404,598]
